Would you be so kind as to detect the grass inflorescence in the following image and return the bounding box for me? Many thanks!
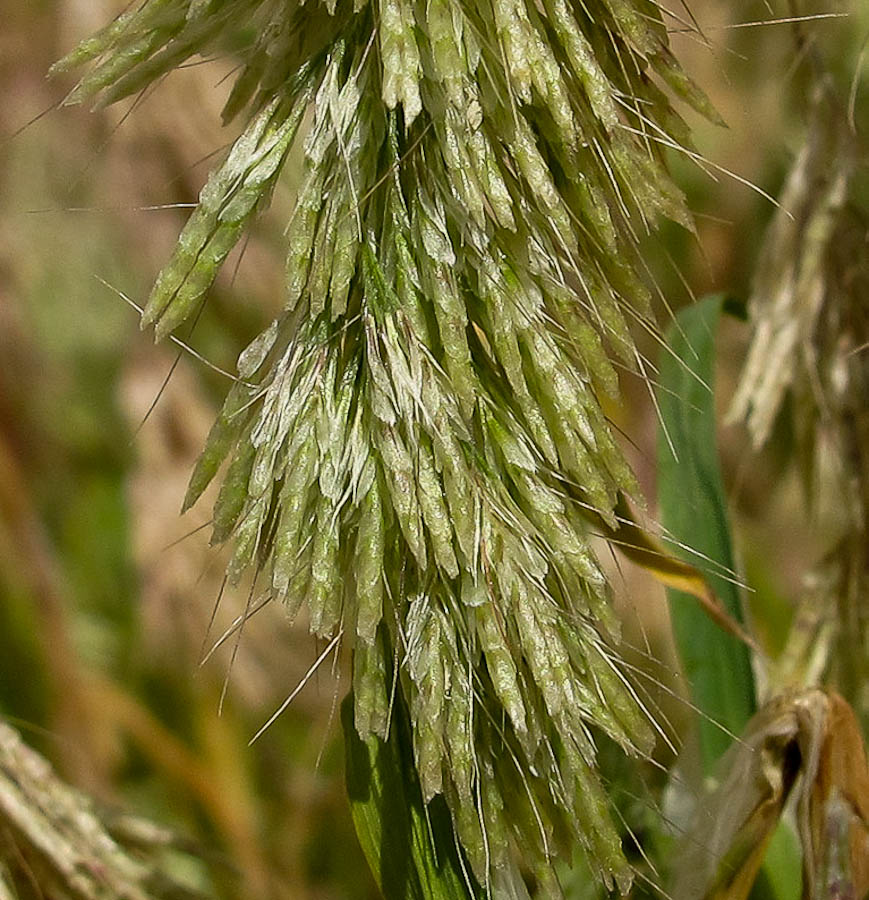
[53,0,714,891]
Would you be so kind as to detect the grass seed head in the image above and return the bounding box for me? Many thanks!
[56,0,711,889]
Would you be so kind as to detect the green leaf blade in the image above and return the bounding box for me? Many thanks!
[342,691,480,900]
[656,294,756,769]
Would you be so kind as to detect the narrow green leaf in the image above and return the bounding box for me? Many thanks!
[656,294,755,768]
[343,689,480,900]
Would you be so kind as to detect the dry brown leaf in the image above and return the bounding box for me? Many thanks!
[798,692,869,900]
[673,689,869,900]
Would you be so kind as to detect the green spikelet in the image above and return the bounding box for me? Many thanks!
[57,0,714,890]
[354,477,385,645]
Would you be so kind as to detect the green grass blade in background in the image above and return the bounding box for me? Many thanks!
[343,694,480,900]
[656,294,756,769]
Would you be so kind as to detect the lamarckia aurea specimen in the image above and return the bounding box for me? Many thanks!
[52,0,716,893]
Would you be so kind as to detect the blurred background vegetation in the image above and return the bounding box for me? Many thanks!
[0,1,866,897]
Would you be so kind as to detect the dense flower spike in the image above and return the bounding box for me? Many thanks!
[55,1,709,892]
